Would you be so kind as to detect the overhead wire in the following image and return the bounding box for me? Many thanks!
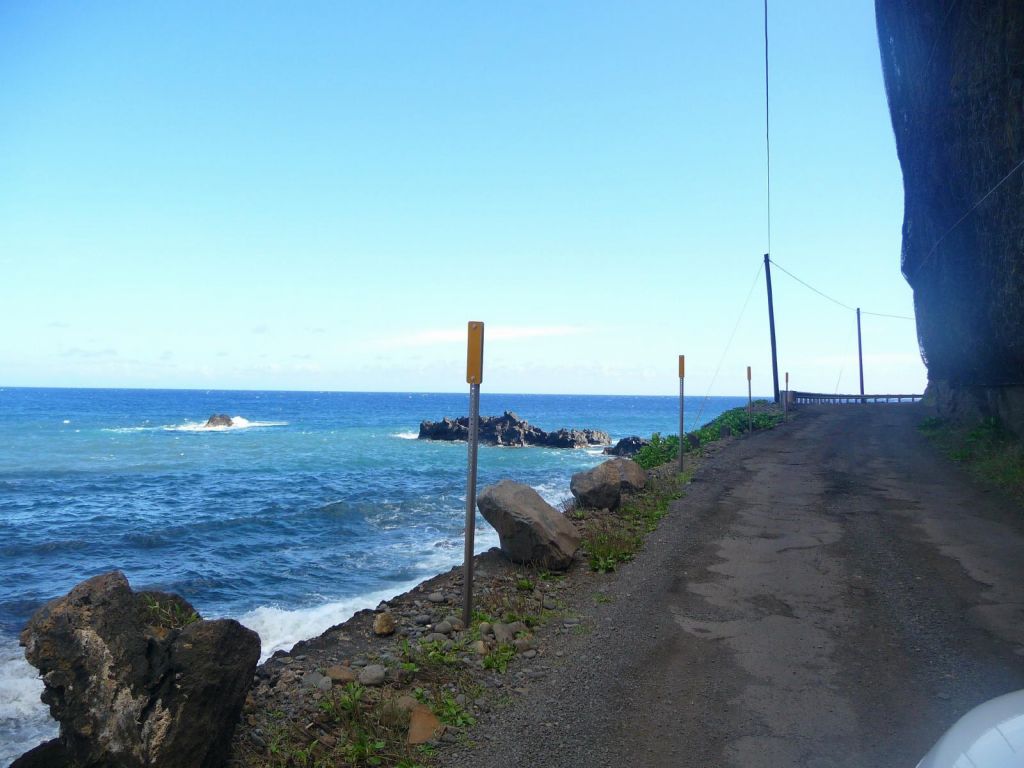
[911,155,1024,278]
[769,257,913,320]
[695,262,764,428]
[768,258,855,311]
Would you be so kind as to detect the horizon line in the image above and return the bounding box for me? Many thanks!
[0,384,773,399]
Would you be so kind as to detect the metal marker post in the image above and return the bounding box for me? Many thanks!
[747,366,753,434]
[784,372,789,421]
[678,355,685,474]
[462,321,484,629]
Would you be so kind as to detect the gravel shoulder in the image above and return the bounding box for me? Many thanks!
[442,405,1024,768]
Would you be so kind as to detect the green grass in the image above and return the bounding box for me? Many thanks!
[633,403,784,469]
[142,596,199,629]
[579,472,686,572]
[482,644,516,673]
[919,416,1024,499]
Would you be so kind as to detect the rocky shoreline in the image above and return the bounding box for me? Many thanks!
[12,404,781,768]
[12,460,678,768]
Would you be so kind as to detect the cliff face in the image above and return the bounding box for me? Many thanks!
[875,1,1024,386]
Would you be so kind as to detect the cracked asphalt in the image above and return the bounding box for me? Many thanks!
[446,405,1024,767]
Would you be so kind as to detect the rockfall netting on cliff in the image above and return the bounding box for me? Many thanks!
[876,0,1024,385]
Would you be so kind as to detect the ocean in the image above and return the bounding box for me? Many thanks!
[0,387,742,763]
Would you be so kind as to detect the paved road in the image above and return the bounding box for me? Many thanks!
[453,405,1024,767]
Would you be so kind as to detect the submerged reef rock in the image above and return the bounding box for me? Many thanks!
[205,413,234,428]
[18,571,260,768]
[876,1,1024,433]
[418,411,610,448]
[477,480,580,569]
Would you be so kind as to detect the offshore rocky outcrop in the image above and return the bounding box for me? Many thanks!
[603,435,649,457]
[16,571,259,768]
[876,1,1024,434]
[418,411,610,448]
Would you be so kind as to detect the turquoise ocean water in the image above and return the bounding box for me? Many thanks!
[0,387,742,763]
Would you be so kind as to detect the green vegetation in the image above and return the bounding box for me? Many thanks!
[434,692,476,728]
[482,644,516,673]
[633,403,784,470]
[633,433,680,469]
[142,596,199,629]
[919,416,1024,499]
[262,680,429,768]
[579,472,686,572]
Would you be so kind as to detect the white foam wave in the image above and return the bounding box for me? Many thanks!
[532,481,573,508]
[104,417,288,434]
[0,633,58,766]
[391,431,419,440]
[238,583,420,663]
[169,417,288,432]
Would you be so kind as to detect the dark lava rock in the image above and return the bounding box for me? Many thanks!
[419,411,609,448]
[18,570,260,768]
[205,413,233,428]
[9,739,72,768]
[542,427,611,449]
[603,436,650,456]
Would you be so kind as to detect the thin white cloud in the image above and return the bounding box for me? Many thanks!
[369,325,589,350]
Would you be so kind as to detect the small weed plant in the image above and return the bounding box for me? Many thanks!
[482,644,516,673]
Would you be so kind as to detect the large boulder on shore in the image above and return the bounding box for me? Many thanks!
[477,480,580,570]
[609,458,646,493]
[570,461,624,510]
[18,571,260,768]
[570,459,645,510]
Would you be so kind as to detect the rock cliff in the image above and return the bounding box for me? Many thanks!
[876,0,1024,432]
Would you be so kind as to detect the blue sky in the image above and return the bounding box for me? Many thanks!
[0,1,925,396]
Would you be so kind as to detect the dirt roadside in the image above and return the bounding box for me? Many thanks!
[443,405,1024,768]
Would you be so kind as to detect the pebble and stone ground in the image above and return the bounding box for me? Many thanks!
[442,404,1024,768]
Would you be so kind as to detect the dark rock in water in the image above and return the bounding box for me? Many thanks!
[603,436,650,456]
[18,570,260,768]
[418,411,610,448]
[570,461,623,510]
[542,427,610,449]
[477,480,580,569]
[205,413,233,428]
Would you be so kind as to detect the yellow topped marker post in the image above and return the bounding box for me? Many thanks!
[678,355,685,474]
[462,321,484,628]
[747,366,753,434]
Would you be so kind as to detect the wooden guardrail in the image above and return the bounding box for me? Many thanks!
[791,391,923,405]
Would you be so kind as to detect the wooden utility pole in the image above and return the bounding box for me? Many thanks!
[764,253,780,403]
[857,308,865,398]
